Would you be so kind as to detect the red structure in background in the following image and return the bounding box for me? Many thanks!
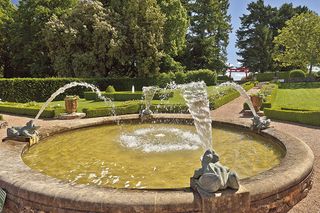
[227,67,249,79]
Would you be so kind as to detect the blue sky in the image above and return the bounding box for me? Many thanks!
[11,0,320,66]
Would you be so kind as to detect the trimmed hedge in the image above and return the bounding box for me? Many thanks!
[0,103,65,118]
[211,82,255,110]
[0,70,217,103]
[0,114,2,120]
[256,72,290,82]
[84,91,173,101]
[264,108,320,126]
[279,82,320,89]
[0,78,157,103]
[83,102,142,118]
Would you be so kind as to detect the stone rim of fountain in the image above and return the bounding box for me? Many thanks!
[0,114,314,212]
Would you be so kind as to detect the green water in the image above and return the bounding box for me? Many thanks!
[23,123,284,189]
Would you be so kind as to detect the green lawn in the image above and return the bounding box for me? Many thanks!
[273,88,320,111]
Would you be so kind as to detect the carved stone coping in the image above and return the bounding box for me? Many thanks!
[0,114,314,212]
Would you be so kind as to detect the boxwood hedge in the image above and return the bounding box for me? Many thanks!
[264,108,320,126]
[0,103,65,118]
[0,70,217,103]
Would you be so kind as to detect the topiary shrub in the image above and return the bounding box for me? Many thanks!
[106,85,116,93]
[289,69,306,79]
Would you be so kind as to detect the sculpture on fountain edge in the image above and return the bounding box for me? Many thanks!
[192,149,240,193]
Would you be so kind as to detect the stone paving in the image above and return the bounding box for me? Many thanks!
[0,87,319,212]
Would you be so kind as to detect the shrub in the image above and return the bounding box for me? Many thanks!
[0,103,64,118]
[289,69,306,79]
[185,69,217,86]
[0,115,3,120]
[106,85,116,93]
[264,108,320,126]
[256,72,290,82]
[156,72,175,88]
[174,71,187,84]
[83,102,142,118]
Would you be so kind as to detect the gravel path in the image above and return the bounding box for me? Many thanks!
[0,87,319,212]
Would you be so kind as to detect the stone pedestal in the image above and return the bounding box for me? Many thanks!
[59,112,86,120]
[191,178,250,213]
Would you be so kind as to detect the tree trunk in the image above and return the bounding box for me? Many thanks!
[309,63,313,76]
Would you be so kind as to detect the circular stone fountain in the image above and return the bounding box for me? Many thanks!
[0,114,314,213]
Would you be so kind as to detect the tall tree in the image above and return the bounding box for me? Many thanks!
[157,0,188,72]
[157,0,188,57]
[0,0,15,77]
[273,12,320,75]
[105,0,166,77]
[44,0,121,77]
[236,0,309,73]
[9,0,77,77]
[183,0,231,71]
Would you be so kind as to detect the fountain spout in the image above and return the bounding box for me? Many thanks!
[177,81,240,193]
[219,82,270,131]
[141,86,159,116]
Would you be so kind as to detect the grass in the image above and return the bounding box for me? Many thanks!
[272,88,320,111]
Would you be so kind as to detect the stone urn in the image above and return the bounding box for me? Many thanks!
[250,95,262,112]
[64,96,78,114]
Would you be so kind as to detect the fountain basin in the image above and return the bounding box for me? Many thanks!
[0,114,314,212]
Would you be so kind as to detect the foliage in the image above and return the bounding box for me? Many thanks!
[273,12,320,75]
[7,0,77,77]
[264,108,320,126]
[157,0,188,57]
[156,72,176,88]
[106,85,116,93]
[0,0,15,77]
[84,90,173,101]
[0,102,64,118]
[0,114,2,120]
[83,101,142,118]
[289,70,306,79]
[0,77,158,103]
[185,69,217,86]
[182,0,231,71]
[159,54,185,73]
[255,71,290,82]
[44,0,121,77]
[236,0,309,72]
[209,82,254,109]
[106,0,166,77]
[174,71,187,84]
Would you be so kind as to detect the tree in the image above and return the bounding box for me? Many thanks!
[157,0,188,57]
[183,0,231,71]
[0,0,15,77]
[157,0,188,72]
[44,0,121,77]
[273,12,320,75]
[236,0,309,73]
[9,0,77,77]
[105,0,166,77]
